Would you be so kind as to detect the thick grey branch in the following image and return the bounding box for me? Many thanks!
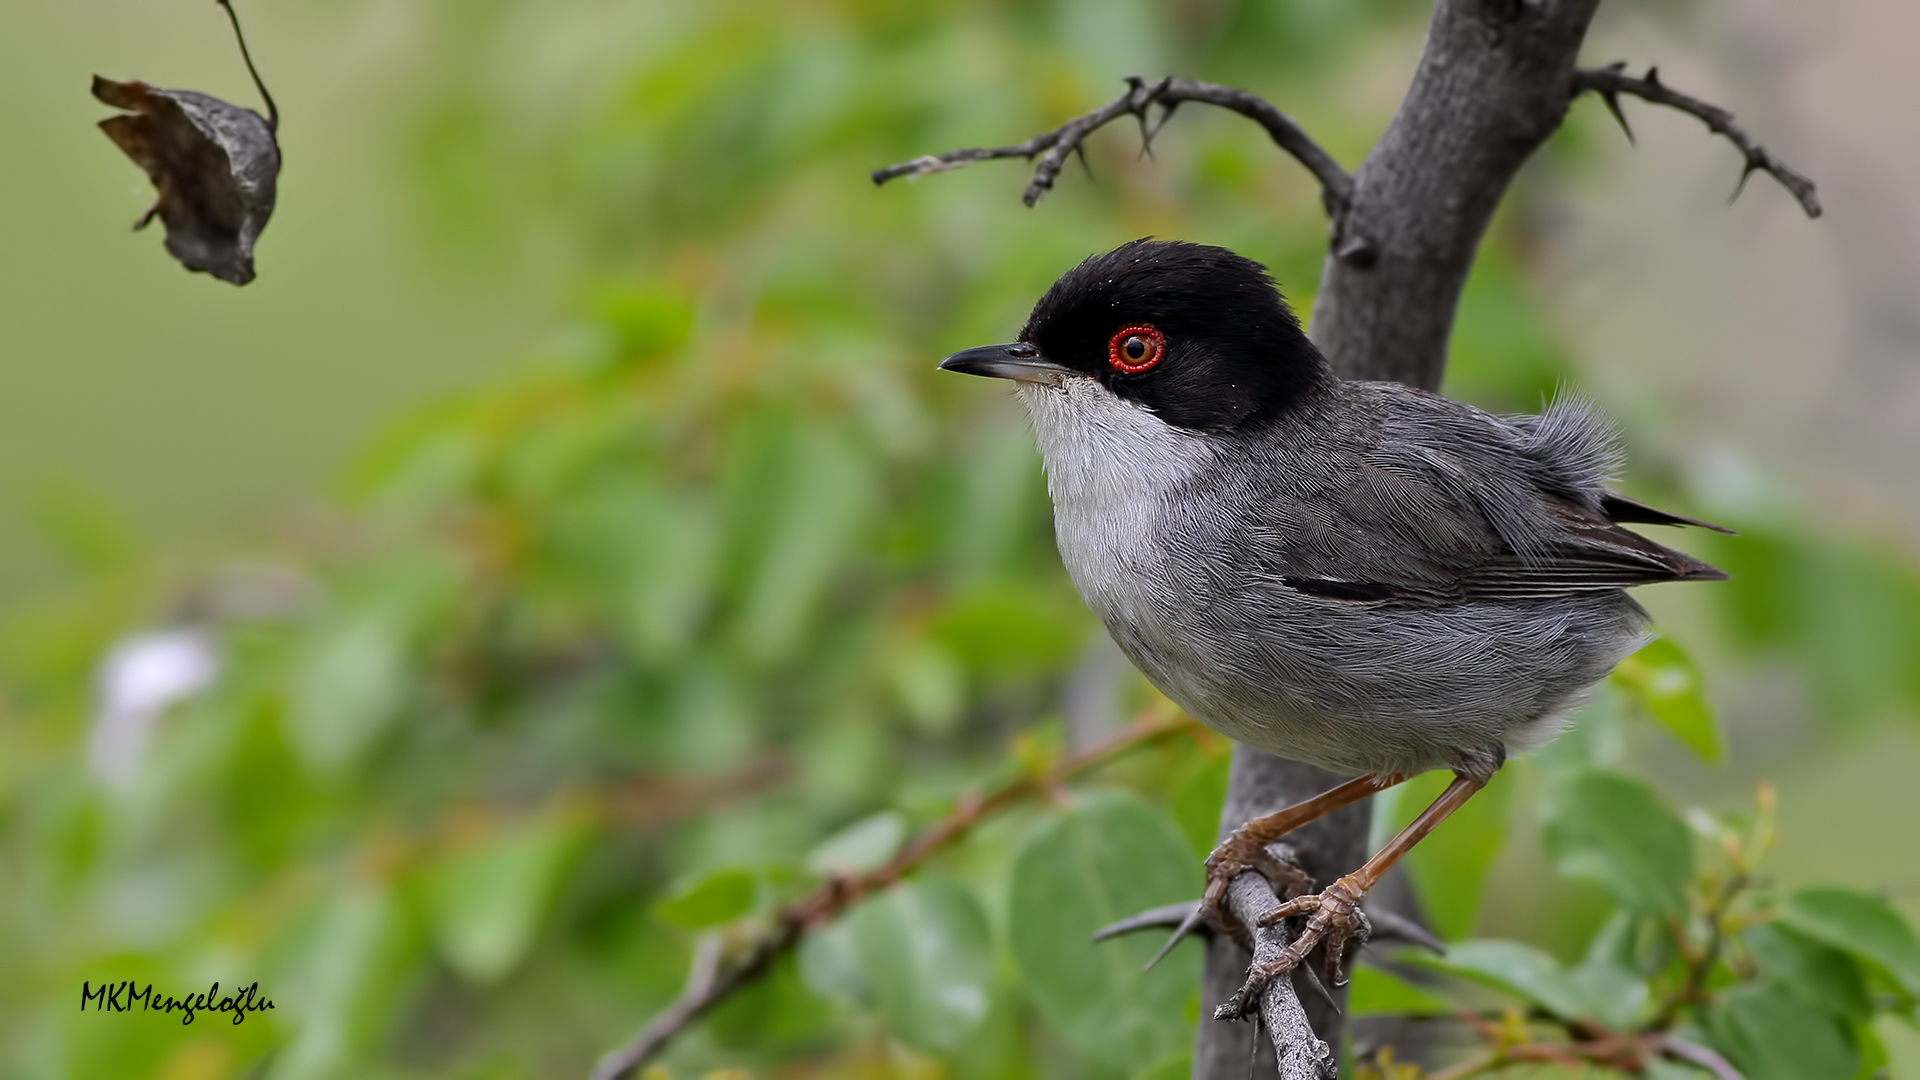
[872,76,1352,216]
[1575,63,1821,219]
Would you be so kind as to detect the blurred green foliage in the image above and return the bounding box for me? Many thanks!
[3,1,1919,1078]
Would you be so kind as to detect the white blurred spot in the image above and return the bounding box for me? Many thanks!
[87,628,219,789]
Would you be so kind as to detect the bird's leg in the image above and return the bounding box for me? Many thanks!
[1199,773,1402,928]
[1226,770,1489,1010]
[1145,773,1399,969]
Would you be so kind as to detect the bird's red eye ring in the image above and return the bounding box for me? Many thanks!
[1107,324,1165,374]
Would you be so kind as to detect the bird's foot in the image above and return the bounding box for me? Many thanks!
[1216,873,1372,1020]
[1200,826,1312,932]
[1142,828,1310,971]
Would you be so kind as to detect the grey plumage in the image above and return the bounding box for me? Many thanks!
[946,239,1725,781]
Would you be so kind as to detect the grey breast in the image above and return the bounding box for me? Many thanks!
[1022,379,1652,778]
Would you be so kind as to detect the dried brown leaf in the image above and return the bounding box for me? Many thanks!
[93,75,279,285]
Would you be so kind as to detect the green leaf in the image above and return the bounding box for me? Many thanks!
[274,884,416,1080]
[655,868,756,929]
[420,811,588,984]
[1008,791,1199,1072]
[1540,769,1692,915]
[734,425,873,663]
[705,950,835,1051]
[1781,887,1920,997]
[843,875,993,1053]
[1709,983,1860,1080]
[1612,636,1724,764]
[286,608,408,773]
[1743,922,1873,1021]
[1407,939,1590,1021]
[806,811,906,877]
[1569,954,1649,1031]
[888,640,966,735]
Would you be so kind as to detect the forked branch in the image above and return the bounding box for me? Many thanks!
[873,76,1353,218]
[1574,63,1820,218]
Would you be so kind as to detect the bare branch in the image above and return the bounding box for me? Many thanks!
[1213,859,1337,1080]
[1575,63,1821,219]
[588,711,1200,1080]
[873,76,1353,217]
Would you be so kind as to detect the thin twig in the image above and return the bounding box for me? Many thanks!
[1573,63,1819,219]
[588,711,1201,1080]
[214,0,278,133]
[1654,872,1748,1029]
[873,75,1352,217]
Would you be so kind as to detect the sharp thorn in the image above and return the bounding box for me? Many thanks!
[1599,91,1634,144]
[1646,65,1663,87]
[1142,904,1208,971]
[1361,906,1445,955]
[1297,961,1341,1014]
[1095,900,1202,942]
[1075,142,1094,181]
[1730,161,1759,205]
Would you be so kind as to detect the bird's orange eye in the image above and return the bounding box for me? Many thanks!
[1107,324,1165,373]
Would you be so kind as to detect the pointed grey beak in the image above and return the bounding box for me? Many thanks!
[939,342,1073,384]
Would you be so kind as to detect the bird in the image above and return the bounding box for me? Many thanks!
[938,238,1729,1005]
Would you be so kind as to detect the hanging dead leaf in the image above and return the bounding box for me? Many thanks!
[92,0,281,286]
[93,77,279,285]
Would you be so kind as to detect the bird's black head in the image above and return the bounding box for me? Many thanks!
[942,239,1331,432]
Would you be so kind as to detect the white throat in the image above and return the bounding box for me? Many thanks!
[1012,378,1216,615]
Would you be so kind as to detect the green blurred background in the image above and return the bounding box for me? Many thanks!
[3,0,1918,1077]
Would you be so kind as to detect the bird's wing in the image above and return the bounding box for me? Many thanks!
[1236,387,1727,606]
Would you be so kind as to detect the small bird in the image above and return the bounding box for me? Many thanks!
[940,239,1728,1003]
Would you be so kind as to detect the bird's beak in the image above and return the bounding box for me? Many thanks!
[938,342,1072,384]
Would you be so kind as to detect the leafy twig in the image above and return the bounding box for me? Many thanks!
[872,75,1352,217]
[1654,872,1748,1028]
[1573,63,1819,218]
[588,711,1201,1080]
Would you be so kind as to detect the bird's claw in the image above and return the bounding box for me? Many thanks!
[1219,874,1372,1017]
[1199,828,1311,937]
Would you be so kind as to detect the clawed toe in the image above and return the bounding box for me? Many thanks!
[1219,874,1372,1018]
[1199,831,1311,935]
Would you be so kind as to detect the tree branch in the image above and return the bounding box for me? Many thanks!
[1217,863,1339,1080]
[1574,63,1821,219]
[872,76,1353,218]
[588,711,1200,1080]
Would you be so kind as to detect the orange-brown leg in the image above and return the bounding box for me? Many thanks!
[1144,772,1405,972]
[1199,773,1405,925]
[1225,771,1488,1009]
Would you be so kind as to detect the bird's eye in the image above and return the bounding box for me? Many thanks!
[1107,324,1165,374]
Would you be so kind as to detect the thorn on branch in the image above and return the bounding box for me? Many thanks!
[872,76,1353,218]
[1573,63,1821,219]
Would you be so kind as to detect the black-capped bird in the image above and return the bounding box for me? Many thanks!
[940,239,1728,1002]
